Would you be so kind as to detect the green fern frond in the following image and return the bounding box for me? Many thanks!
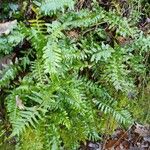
[81,77,133,125]
[0,63,20,88]
[11,107,44,136]
[29,17,46,33]
[30,59,46,83]
[95,99,132,125]
[103,45,135,92]
[0,38,12,55]
[43,40,62,74]
[38,0,75,15]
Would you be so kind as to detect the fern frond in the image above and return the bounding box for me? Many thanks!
[11,107,44,136]
[95,99,132,125]
[7,30,25,46]
[81,77,133,125]
[29,19,46,33]
[63,9,104,28]
[103,45,135,92]
[43,39,62,74]
[0,26,24,55]
[133,32,150,52]
[0,38,12,55]
[38,0,75,15]
[0,63,20,88]
[30,59,46,83]
[90,42,114,62]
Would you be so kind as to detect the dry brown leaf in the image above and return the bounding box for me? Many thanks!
[134,123,150,137]
[104,139,120,149]
[0,20,17,36]
[16,95,25,110]
[116,36,132,46]
[67,30,79,39]
[0,53,16,70]
[77,0,85,9]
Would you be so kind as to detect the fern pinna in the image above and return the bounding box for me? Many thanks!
[0,0,149,149]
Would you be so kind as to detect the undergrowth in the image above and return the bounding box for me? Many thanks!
[0,0,149,149]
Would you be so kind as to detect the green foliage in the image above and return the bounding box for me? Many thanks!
[0,0,149,149]
[36,0,75,15]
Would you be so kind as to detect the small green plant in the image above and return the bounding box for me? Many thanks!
[0,0,149,149]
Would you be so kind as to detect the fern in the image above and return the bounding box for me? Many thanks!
[43,39,62,74]
[95,99,132,125]
[82,77,133,125]
[0,38,12,55]
[0,26,24,55]
[1,0,149,149]
[90,42,114,62]
[103,45,135,92]
[0,62,21,88]
[37,0,75,15]
[11,107,44,137]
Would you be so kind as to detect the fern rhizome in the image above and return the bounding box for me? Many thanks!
[0,0,149,149]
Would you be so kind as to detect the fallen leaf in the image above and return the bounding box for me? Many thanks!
[16,95,25,110]
[134,123,150,137]
[67,30,79,39]
[0,20,17,36]
[0,53,16,70]
[146,18,150,23]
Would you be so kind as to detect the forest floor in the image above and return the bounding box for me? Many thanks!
[80,123,150,150]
